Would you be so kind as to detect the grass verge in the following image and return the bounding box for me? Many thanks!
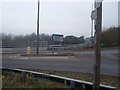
[25,69,118,87]
[2,71,69,88]
[2,69,118,88]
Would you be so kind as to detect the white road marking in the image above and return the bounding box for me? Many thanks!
[19,57,29,59]
[8,55,29,60]
[30,56,69,60]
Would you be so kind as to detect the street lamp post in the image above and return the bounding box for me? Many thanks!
[37,0,40,55]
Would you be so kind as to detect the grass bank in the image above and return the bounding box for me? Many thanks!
[2,72,68,88]
[2,69,118,88]
[26,69,118,87]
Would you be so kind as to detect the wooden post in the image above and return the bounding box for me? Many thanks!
[21,72,26,83]
[93,1,102,90]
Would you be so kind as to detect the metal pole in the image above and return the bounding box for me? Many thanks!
[91,4,94,37]
[37,0,40,55]
[91,19,93,37]
[93,1,102,90]
[118,2,120,90]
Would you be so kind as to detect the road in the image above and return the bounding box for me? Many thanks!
[2,48,118,76]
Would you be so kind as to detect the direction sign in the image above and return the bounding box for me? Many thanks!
[52,34,63,42]
[91,9,97,20]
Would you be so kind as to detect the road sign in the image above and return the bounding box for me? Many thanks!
[91,9,97,20]
[52,34,63,42]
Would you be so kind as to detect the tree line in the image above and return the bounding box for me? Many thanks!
[1,26,119,48]
[1,33,85,48]
[101,27,119,47]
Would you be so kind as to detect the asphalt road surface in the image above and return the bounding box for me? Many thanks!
[2,49,118,76]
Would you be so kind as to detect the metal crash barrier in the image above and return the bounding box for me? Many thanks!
[1,67,117,90]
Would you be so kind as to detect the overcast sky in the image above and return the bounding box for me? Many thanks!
[1,0,119,37]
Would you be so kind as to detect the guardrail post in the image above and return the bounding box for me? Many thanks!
[21,71,26,83]
[70,81,75,89]
[64,80,67,86]
[82,84,86,90]
[117,87,120,90]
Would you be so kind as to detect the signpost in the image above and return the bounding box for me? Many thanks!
[51,34,63,53]
[91,0,102,90]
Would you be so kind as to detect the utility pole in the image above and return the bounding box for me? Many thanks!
[92,0,102,90]
[37,0,40,55]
